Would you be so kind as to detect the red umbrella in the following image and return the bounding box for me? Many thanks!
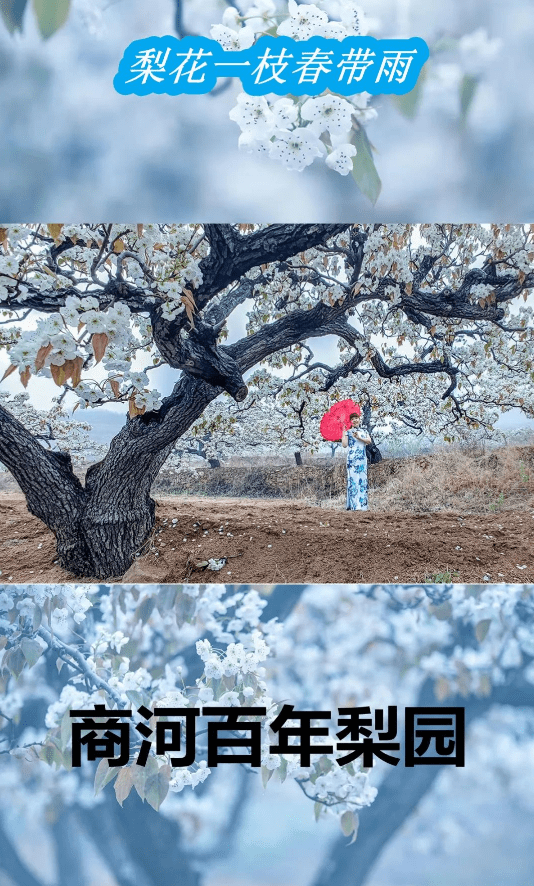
[320,399,360,442]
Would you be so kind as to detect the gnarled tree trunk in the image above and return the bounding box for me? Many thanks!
[0,377,216,578]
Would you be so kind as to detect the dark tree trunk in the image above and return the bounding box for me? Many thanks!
[151,311,248,401]
[52,807,88,886]
[312,677,534,886]
[77,457,161,578]
[0,381,213,579]
[80,796,159,886]
[114,793,201,886]
[294,451,303,466]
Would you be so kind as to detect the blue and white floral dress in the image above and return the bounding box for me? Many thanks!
[346,430,368,511]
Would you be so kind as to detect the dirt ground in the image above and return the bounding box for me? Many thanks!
[1,493,532,585]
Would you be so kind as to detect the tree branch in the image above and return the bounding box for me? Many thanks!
[313,674,534,886]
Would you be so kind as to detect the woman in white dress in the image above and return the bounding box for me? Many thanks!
[341,412,371,511]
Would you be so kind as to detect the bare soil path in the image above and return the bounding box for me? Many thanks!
[1,494,532,585]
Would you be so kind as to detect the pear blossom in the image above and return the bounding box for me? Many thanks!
[325,142,357,174]
[229,94,276,138]
[210,23,255,51]
[301,95,355,136]
[277,0,329,39]
[269,127,326,170]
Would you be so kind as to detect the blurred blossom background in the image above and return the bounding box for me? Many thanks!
[2,583,534,886]
[0,0,533,220]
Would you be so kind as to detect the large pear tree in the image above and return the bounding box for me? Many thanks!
[0,223,532,577]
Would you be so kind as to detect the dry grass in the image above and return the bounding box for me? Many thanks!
[370,445,534,513]
[152,461,347,505]
[152,444,534,514]
[2,443,532,515]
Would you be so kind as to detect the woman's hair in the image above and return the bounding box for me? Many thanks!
[349,412,360,422]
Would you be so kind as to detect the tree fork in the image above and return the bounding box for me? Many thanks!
[151,310,248,401]
[0,403,166,579]
[68,434,178,578]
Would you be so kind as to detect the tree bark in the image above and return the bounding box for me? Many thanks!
[114,792,201,886]
[0,378,216,577]
[52,807,88,886]
[0,401,92,571]
[0,401,173,578]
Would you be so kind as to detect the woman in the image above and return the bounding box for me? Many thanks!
[341,412,371,511]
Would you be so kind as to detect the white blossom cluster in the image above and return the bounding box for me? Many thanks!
[0,223,532,460]
[0,584,95,630]
[0,392,99,462]
[0,583,377,823]
[0,224,209,411]
[3,583,534,848]
[271,584,534,724]
[398,701,534,858]
[212,0,377,175]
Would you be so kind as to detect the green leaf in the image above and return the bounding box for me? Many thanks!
[340,810,356,837]
[125,690,146,709]
[175,593,196,626]
[276,756,288,784]
[0,0,29,33]
[475,618,492,643]
[430,601,453,621]
[460,74,478,123]
[432,36,459,54]
[155,585,177,616]
[391,62,427,119]
[115,766,134,806]
[351,128,382,205]
[348,813,359,844]
[32,0,70,38]
[94,758,119,795]
[135,596,155,625]
[479,674,492,697]
[145,763,171,811]
[21,637,43,668]
[314,801,323,822]
[39,742,62,768]
[60,708,72,752]
[32,604,42,632]
[261,766,274,788]
[434,676,451,701]
[6,646,26,678]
